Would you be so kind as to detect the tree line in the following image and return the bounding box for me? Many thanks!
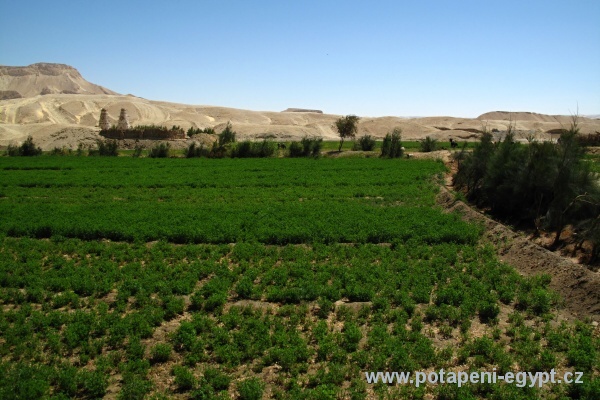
[453,120,600,264]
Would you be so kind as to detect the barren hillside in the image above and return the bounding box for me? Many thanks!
[1,63,599,150]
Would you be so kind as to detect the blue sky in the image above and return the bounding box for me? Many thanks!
[1,0,599,117]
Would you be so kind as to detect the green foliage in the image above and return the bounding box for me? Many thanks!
[381,128,403,158]
[173,365,196,392]
[218,123,236,147]
[132,144,144,158]
[353,135,376,151]
[7,136,42,156]
[149,143,170,158]
[231,140,276,158]
[0,155,598,398]
[89,139,119,156]
[420,136,438,152]
[289,137,323,157]
[187,126,216,137]
[237,378,264,400]
[150,343,172,364]
[335,115,360,152]
[186,142,210,158]
[50,146,72,156]
[454,121,600,259]
[101,124,184,140]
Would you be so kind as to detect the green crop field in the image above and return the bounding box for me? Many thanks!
[0,157,598,399]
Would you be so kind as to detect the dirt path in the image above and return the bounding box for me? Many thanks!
[437,186,600,322]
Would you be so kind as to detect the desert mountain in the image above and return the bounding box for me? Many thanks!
[1,63,599,150]
[0,63,118,100]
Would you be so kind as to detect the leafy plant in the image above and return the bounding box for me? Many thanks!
[420,136,438,152]
[381,128,403,158]
[237,378,264,400]
[353,135,376,151]
[149,143,170,158]
[7,136,43,156]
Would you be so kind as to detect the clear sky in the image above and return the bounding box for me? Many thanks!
[1,0,599,117]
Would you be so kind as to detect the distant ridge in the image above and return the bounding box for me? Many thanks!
[282,108,323,114]
[477,111,596,124]
[0,63,118,99]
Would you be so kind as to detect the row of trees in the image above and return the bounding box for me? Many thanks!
[454,121,600,263]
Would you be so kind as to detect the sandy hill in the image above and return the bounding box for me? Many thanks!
[0,63,118,100]
[1,63,599,150]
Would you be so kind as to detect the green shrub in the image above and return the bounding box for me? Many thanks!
[218,123,236,147]
[132,144,143,157]
[317,298,333,319]
[381,128,403,158]
[289,137,323,157]
[420,136,437,152]
[7,136,42,156]
[187,126,216,137]
[185,142,209,158]
[77,370,108,398]
[150,343,172,364]
[342,321,362,352]
[99,140,119,156]
[173,365,196,392]
[50,146,72,156]
[203,367,231,391]
[231,140,276,158]
[237,378,264,400]
[118,375,152,400]
[149,143,170,158]
[353,135,376,151]
[478,301,500,323]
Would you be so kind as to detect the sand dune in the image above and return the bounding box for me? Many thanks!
[1,63,599,150]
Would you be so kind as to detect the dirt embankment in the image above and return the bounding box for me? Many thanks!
[437,186,600,322]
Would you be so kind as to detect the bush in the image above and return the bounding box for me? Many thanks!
[420,136,438,152]
[7,136,42,156]
[237,378,264,400]
[353,135,376,151]
[187,127,216,137]
[218,123,236,147]
[132,144,143,157]
[50,146,72,156]
[150,343,172,364]
[289,137,323,158]
[231,140,276,158]
[203,367,231,391]
[149,143,170,158]
[478,301,500,323]
[173,365,196,392]
[185,142,209,158]
[381,128,403,158]
[89,140,119,156]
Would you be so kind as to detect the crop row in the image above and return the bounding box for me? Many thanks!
[1,237,598,398]
[0,158,482,245]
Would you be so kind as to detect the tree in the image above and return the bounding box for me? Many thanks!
[381,128,403,158]
[334,115,359,152]
[218,123,236,147]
